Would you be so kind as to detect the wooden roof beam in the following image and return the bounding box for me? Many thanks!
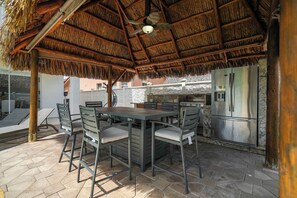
[212,0,227,62]
[83,11,123,32]
[97,3,119,16]
[36,0,64,15]
[35,47,136,73]
[240,0,266,36]
[115,1,136,64]
[112,70,127,86]
[44,37,133,63]
[139,53,265,73]
[219,0,240,9]
[159,0,185,69]
[117,0,150,62]
[64,23,128,49]
[135,43,263,69]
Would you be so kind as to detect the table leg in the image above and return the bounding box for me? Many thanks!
[140,120,146,172]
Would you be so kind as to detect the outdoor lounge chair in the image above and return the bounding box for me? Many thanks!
[57,103,83,172]
[151,107,202,194]
[0,108,29,127]
[78,106,132,198]
[0,108,58,135]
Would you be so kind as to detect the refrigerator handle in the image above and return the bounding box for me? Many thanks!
[229,73,232,112]
[232,73,235,112]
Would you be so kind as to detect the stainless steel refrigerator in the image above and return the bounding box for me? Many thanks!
[211,66,258,145]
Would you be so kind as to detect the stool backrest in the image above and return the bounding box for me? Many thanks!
[57,103,73,134]
[181,107,200,134]
[144,102,157,109]
[85,101,102,108]
[161,102,179,112]
[79,106,100,140]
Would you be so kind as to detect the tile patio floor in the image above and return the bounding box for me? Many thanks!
[0,128,279,198]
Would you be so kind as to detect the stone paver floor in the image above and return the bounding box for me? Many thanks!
[0,129,279,198]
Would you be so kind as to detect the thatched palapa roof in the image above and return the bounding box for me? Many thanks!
[0,0,273,81]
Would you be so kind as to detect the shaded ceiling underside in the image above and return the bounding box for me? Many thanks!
[2,0,274,81]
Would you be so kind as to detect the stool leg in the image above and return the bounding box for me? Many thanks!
[194,135,202,178]
[59,135,70,162]
[69,134,77,172]
[110,145,113,168]
[180,143,189,194]
[90,145,100,198]
[128,122,132,180]
[77,137,85,183]
[151,123,155,177]
[170,144,174,165]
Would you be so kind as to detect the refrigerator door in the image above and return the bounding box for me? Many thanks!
[231,66,258,119]
[212,116,257,145]
[211,68,232,117]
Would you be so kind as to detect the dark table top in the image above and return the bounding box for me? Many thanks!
[96,107,177,121]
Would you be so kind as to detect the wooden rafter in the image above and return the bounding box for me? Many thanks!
[212,0,227,62]
[44,37,133,63]
[219,0,239,9]
[16,25,44,43]
[36,0,64,15]
[240,0,266,36]
[112,70,127,86]
[117,0,150,62]
[97,2,119,16]
[159,0,185,69]
[115,1,135,64]
[64,23,128,49]
[83,11,123,32]
[139,53,265,73]
[135,43,263,69]
[35,47,136,72]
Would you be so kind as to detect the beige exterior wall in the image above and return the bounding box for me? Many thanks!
[78,76,165,91]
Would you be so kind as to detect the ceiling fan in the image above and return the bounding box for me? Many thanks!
[127,0,171,37]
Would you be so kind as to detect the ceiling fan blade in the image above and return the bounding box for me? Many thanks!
[126,19,144,25]
[130,28,143,37]
[155,23,171,30]
[147,12,160,25]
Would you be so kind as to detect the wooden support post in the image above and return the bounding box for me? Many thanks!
[279,1,297,197]
[265,12,279,168]
[108,67,112,108]
[28,50,39,142]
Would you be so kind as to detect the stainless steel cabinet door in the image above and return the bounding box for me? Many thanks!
[231,66,258,119]
[211,68,232,117]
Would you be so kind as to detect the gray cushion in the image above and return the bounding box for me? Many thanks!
[155,127,194,142]
[101,127,128,144]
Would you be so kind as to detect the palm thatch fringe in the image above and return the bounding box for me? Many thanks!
[0,0,38,67]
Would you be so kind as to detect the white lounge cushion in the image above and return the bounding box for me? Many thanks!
[155,127,194,142]
[101,127,128,144]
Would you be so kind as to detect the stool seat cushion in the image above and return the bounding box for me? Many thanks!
[155,127,194,142]
[101,127,128,143]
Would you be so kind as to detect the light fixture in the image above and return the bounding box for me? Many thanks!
[25,0,87,52]
[142,25,154,34]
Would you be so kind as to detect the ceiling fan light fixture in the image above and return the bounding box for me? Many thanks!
[142,25,154,34]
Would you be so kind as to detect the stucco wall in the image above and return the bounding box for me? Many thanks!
[40,74,64,117]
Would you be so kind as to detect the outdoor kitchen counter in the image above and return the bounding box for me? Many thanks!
[96,107,178,172]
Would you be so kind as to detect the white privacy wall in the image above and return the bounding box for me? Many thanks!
[39,74,64,117]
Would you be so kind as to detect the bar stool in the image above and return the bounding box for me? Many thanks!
[77,106,132,198]
[151,107,202,194]
[57,103,83,172]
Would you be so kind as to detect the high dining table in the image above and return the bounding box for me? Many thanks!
[95,107,178,172]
